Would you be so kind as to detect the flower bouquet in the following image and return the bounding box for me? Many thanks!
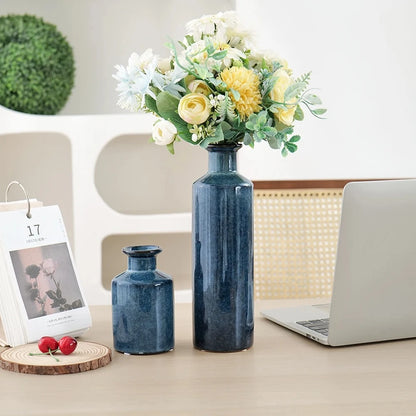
[113,11,325,156]
[113,11,325,353]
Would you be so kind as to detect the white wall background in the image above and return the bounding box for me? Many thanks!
[237,0,416,180]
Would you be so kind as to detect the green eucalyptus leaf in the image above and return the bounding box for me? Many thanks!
[244,132,253,146]
[185,35,194,45]
[284,82,306,102]
[263,126,277,136]
[230,88,240,101]
[276,136,285,148]
[210,77,227,88]
[212,50,228,60]
[220,121,232,132]
[269,103,287,112]
[223,130,236,140]
[261,75,277,97]
[166,142,175,155]
[194,64,211,80]
[281,147,288,157]
[312,108,327,116]
[175,124,195,144]
[254,131,265,141]
[160,113,194,144]
[262,96,274,108]
[156,91,180,116]
[204,38,215,54]
[145,94,160,116]
[294,105,304,121]
[245,121,255,130]
[267,137,280,149]
[289,135,301,143]
[304,93,322,105]
[285,142,298,153]
[257,110,268,125]
[165,39,175,52]
[178,40,187,49]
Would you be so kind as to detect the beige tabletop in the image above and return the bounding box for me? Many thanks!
[1,299,416,416]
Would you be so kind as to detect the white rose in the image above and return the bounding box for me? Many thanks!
[152,119,177,146]
[158,57,172,74]
[41,258,55,276]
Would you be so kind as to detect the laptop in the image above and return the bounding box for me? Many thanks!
[261,179,416,346]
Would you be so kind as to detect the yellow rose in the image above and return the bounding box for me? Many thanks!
[184,75,196,87]
[270,68,296,126]
[188,80,211,96]
[270,68,291,102]
[178,93,211,125]
[277,105,297,126]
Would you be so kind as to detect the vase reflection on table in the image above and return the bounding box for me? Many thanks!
[193,144,254,352]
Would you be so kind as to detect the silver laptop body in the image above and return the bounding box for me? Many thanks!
[261,179,416,346]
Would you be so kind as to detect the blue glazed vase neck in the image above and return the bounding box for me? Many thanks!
[128,256,156,271]
[207,145,240,173]
[122,245,161,271]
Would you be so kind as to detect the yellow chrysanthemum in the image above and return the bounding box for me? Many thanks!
[220,67,262,119]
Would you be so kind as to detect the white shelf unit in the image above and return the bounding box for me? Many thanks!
[0,105,193,304]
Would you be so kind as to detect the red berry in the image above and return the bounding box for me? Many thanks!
[38,336,59,353]
[58,336,77,355]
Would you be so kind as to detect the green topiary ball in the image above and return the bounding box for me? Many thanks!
[0,14,75,115]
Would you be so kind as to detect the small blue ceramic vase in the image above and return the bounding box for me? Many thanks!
[193,144,254,352]
[112,245,174,354]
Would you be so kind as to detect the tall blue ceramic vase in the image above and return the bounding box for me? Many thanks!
[193,144,254,352]
[112,245,174,355]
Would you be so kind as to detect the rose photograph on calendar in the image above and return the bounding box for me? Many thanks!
[10,243,85,320]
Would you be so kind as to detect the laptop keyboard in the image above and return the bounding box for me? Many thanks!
[296,318,329,336]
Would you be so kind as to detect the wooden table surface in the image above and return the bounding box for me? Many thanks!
[1,299,416,416]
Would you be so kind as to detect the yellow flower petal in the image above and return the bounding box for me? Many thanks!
[220,67,262,119]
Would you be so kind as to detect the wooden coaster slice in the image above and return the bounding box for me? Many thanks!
[0,341,112,375]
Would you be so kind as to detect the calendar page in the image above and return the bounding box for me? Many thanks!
[0,205,91,345]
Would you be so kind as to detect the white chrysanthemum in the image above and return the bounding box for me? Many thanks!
[214,41,246,67]
[185,11,253,53]
[225,25,254,50]
[247,49,291,73]
[180,38,245,70]
[178,40,207,71]
[135,48,159,71]
[185,10,238,41]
